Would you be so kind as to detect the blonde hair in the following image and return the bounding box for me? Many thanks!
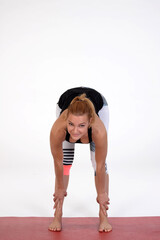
[67,94,96,123]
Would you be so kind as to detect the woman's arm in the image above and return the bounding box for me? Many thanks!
[94,130,107,193]
[50,121,66,207]
[93,122,109,215]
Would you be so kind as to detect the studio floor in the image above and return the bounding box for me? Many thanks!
[0,217,159,240]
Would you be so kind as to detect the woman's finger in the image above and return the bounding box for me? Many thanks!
[101,204,107,216]
[58,199,63,209]
[105,204,109,210]
[96,197,99,204]
[53,199,59,209]
[53,196,57,202]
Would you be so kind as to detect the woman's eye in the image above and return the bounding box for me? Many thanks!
[80,125,85,127]
[69,122,73,126]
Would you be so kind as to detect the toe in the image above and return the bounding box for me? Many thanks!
[104,227,109,232]
[99,227,104,232]
[107,227,112,232]
[54,227,61,232]
[48,228,53,232]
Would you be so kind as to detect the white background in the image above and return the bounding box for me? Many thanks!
[0,0,160,217]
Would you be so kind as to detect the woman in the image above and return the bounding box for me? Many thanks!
[48,87,112,232]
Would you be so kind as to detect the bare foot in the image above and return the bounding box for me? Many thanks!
[99,209,112,233]
[48,216,62,232]
[48,204,62,232]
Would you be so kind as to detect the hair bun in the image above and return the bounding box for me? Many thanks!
[67,93,95,123]
[71,93,86,104]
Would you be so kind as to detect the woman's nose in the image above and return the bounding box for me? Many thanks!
[73,127,79,133]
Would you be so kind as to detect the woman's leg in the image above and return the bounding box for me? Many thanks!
[55,104,75,192]
[49,105,75,232]
[50,140,75,232]
[90,146,109,197]
[90,97,109,195]
[90,100,112,232]
[62,140,75,191]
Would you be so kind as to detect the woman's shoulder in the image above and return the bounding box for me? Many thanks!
[91,115,107,142]
[50,115,67,143]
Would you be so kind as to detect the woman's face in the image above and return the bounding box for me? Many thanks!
[67,113,91,141]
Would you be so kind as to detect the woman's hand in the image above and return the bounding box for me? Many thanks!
[53,189,67,209]
[97,192,110,215]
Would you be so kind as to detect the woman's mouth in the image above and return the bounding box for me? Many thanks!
[72,134,80,138]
